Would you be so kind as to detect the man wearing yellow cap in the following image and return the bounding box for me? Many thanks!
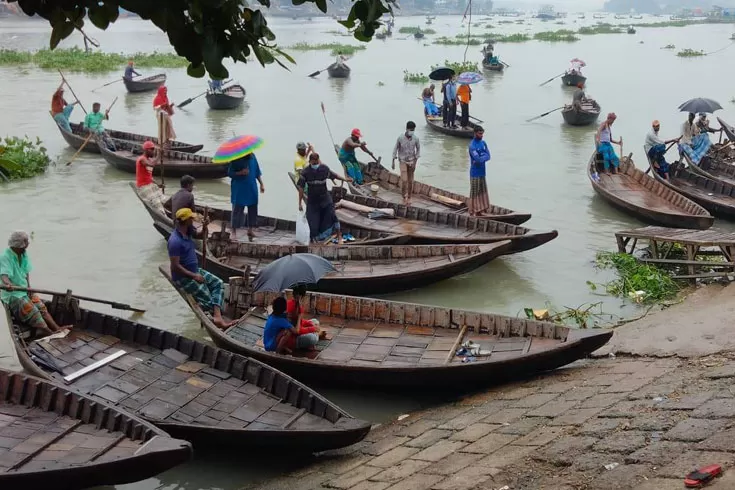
[644,120,679,180]
[168,208,234,330]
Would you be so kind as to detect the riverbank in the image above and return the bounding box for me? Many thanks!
[244,284,735,490]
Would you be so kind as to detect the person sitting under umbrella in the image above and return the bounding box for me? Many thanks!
[680,112,711,165]
[645,120,679,180]
[696,113,721,143]
[168,208,234,330]
[298,152,352,243]
[264,296,325,355]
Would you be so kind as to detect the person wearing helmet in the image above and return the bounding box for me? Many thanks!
[135,140,165,214]
[338,128,370,185]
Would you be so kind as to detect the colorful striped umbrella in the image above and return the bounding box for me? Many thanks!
[212,135,264,164]
[457,72,483,85]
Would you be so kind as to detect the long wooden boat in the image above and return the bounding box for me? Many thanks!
[123,74,166,93]
[345,161,531,225]
[102,140,227,179]
[685,153,735,187]
[0,370,191,488]
[129,182,406,248]
[587,151,713,230]
[646,153,735,220]
[163,268,613,389]
[206,84,246,110]
[424,115,478,138]
[331,188,558,251]
[327,63,350,78]
[718,117,735,143]
[482,59,505,71]
[200,240,512,295]
[561,72,586,87]
[6,299,371,451]
[57,122,203,154]
[561,100,601,126]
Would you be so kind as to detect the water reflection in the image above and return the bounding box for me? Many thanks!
[327,77,348,104]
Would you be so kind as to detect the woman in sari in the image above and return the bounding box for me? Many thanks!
[153,86,176,147]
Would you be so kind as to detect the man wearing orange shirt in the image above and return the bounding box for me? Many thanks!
[135,141,165,214]
[457,83,472,130]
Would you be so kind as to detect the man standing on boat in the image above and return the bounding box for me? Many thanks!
[595,113,621,174]
[442,76,458,128]
[392,121,420,206]
[1,231,69,336]
[572,82,586,111]
[645,120,678,180]
[338,129,370,185]
[83,102,116,151]
[298,152,352,243]
[50,82,78,133]
[468,126,491,216]
[457,83,472,129]
[123,60,140,81]
[168,208,234,330]
[135,140,166,214]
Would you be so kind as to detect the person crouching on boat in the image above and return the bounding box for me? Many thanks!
[392,121,421,205]
[83,102,116,151]
[338,129,369,184]
[264,296,322,355]
[208,78,224,94]
[679,112,711,165]
[572,82,586,111]
[285,285,327,342]
[153,86,176,148]
[168,208,234,330]
[468,126,491,216]
[595,113,621,174]
[645,121,679,180]
[298,152,352,243]
[0,231,69,336]
[422,84,439,116]
[51,82,78,133]
[135,140,166,214]
[696,112,721,143]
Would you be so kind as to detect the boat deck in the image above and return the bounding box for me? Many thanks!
[595,171,696,216]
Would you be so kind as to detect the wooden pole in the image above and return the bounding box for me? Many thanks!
[57,69,87,114]
[0,286,144,313]
[201,207,209,268]
[157,112,166,192]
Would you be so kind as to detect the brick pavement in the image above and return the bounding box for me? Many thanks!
[245,355,735,490]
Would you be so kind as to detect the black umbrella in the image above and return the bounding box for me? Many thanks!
[251,254,336,293]
[429,66,456,81]
[678,97,723,114]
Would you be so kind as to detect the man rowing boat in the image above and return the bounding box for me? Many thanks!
[571,82,586,111]
[123,60,140,81]
[50,82,78,133]
[645,120,678,180]
[338,128,370,185]
[83,102,116,151]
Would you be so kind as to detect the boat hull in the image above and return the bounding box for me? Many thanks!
[561,73,586,86]
[561,103,601,126]
[101,141,227,179]
[57,122,203,154]
[123,74,166,93]
[327,63,350,78]
[206,84,246,110]
[424,115,477,138]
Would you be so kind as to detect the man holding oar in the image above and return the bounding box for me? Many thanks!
[135,141,166,214]
[83,102,116,151]
[596,113,621,174]
[123,60,140,81]
[1,231,69,336]
[645,120,679,180]
[338,128,372,185]
[50,82,78,132]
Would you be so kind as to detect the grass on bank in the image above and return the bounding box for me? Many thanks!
[534,30,579,42]
[0,136,51,182]
[0,47,187,72]
[288,42,366,56]
[403,70,429,83]
[677,48,706,57]
[398,26,436,35]
[434,37,482,46]
[493,33,531,43]
[590,251,680,304]
[578,24,623,34]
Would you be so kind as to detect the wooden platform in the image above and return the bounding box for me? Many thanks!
[615,226,735,280]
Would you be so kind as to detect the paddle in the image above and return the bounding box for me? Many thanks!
[308,65,332,78]
[320,102,339,155]
[66,96,117,166]
[92,74,139,92]
[178,79,233,108]
[526,107,564,122]
[501,60,511,67]
[157,114,166,192]
[201,207,209,268]
[644,140,679,175]
[539,72,566,87]
[415,98,484,123]
[58,69,87,115]
[0,286,145,313]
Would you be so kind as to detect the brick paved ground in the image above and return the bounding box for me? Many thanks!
[245,354,735,490]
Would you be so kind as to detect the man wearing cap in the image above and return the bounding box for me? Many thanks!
[51,81,78,133]
[392,121,421,205]
[645,120,679,180]
[168,208,234,330]
[135,140,165,214]
[338,129,370,185]
[595,113,621,174]
[294,141,313,183]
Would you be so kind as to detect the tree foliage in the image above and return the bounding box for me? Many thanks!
[9,0,395,78]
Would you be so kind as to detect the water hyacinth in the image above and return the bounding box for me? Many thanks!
[288,42,366,56]
[0,47,187,72]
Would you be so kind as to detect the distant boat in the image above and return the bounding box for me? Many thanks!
[537,4,556,20]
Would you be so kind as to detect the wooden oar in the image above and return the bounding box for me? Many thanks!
[92,74,139,92]
[178,79,232,108]
[0,286,145,313]
[157,113,166,191]
[65,133,94,166]
[320,102,339,154]
[644,140,679,175]
[526,107,564,122]
[201,207,209,268]
[58,69,87,114]
[539,72,566,87]
[500,60,511,67]
[308,65,332,78]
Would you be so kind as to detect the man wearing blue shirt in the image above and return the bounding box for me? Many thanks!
[442,76,458,128]
[468,126,491,216]
[124,60,140,80]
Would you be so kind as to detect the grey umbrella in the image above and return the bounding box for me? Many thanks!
[678,98,723,114]
[251,253,336,293]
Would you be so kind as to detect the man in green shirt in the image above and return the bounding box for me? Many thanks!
[0,231,67,336]
[83,102,116,151]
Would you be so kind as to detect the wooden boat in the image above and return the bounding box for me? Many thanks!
[0,370,191,488]
[206,84,246,110]
[482,59,505,71]
[6,299,371,451]
[414,31,425,39]
[646,156,735,220]
[58,122,203,154]
[587,151,713,229]
[561,100,601,126]
[123,74,166,93]
[376,32,387,39]
[163,269,613,389]
[102,140,227,179]
[327,63,350,78]
[717,117,735,143]
[331,188,559,252]
[424,114,478,138]
[627,27,636,34]
[200,240,512,295]
[345,160,531,225]
[687,152,735,185]
[561,72,586,87]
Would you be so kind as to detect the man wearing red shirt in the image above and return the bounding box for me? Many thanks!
[135,141,165,214]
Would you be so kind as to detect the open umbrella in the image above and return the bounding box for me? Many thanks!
[212,135,264,165]
[429,66,456,81]
[678,98,723,114]
[456,72,483,85]
[251,254,336,293]
[570,58,586,66]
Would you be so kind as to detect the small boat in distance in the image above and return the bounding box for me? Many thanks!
[123,73,166,93]
[561,72,586,87]
[206,84,246,110]
[327,62,351,78]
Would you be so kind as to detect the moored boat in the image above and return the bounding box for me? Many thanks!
[123,74,166,93]
[0,370,192,488]
[561,100,601,126]
[102,140,227,179]
[6,298,371,451]
[163,270,613,389]
[327,63,350,78]
[345,161,531,225]
[717,117,735,143]
[206,84,246,110]
[414,31,425,39]
[685,153,735,187]
[424,114,478,138]
[561,72,586,87]
[57,122,203,154]
[587,151,713,229]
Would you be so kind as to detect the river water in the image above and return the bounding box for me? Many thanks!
[1,13,734,489]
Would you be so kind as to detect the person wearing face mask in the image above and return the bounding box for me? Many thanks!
[468,126,491,216]
[392,121,421,205]
[338,128,370,185]
[644,120,679,180]
[297,152,352,244]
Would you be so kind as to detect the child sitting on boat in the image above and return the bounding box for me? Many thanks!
[264,295,325,355]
